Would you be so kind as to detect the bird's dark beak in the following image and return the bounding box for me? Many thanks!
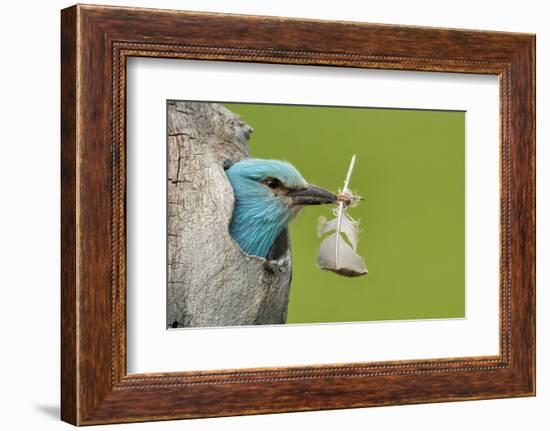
[288,185,337,206]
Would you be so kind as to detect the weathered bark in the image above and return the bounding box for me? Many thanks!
[167,101,292,328]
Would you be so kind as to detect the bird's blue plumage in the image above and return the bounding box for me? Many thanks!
[226,159,308,258]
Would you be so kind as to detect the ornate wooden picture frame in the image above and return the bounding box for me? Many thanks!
[61,4,535,425]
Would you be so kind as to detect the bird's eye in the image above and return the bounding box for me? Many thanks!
[264,177,282,189]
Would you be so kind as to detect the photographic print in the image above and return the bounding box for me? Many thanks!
[61,6,535,423]
[167,101,465,328]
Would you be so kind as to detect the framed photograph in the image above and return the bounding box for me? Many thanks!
[61,4,535,425]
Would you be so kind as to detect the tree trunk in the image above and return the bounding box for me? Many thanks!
[167,101,292,328]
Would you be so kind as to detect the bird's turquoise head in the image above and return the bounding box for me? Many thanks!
[226,158,337,258]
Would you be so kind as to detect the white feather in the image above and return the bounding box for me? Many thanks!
[316,155,368,277]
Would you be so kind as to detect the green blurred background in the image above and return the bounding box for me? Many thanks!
[223,102,465,323]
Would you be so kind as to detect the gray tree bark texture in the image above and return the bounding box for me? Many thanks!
[167,101,292,328]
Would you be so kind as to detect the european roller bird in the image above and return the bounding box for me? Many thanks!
[226,158,337,258]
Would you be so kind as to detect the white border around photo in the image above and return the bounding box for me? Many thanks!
[126,58,500,374]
